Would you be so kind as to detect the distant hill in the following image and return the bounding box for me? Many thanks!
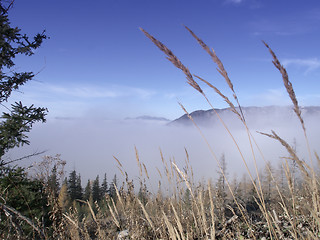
[169,106,320,128]
[125,115,170,122]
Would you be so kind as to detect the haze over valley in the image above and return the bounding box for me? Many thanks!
[7,105,320,184]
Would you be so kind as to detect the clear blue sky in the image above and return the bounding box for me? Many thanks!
[8,0,320,120]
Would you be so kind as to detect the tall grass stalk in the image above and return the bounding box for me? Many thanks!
[140,26,320,239]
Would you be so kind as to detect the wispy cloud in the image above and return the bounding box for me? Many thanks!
[282,58,320,74]
[6,82,158,119]
[224,0,262,8]
[48,85,119,98]
[251,20,305,36]
[43,83,156,100]
[244,88,291,106]
[249,7,319,37]
[244,88,320,107]
[226,0,243,3]
[298,93,320,106]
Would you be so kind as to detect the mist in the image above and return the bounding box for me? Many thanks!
[5,106,320,188]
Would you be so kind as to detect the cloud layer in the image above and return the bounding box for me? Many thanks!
[7,107,320,187]
[282,58,320,74]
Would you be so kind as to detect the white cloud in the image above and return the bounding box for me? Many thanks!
[132,87,156,99]
[243,88,320,107]
[243,88,291,106]
[45,83,156,100]
[250,17,311,37]
[16,82,156,101]
[297,94,320,106]
[225,0,263,8]
[48,85,119,98]
[225,0,243,3]
[6,82,157,119]
[282,58,320,74]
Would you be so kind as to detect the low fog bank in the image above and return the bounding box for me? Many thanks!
[5,108,320,188]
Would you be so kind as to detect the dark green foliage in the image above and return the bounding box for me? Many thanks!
[0,102,47,158]
[0,1,48,238]
[47,165,60,202]
[76,173,82,199]
[0,0,48,163]
[0,1,47,102]
[108,174,118,200]
[101,173,108,197]
[0,165,48,238]
[0,166,44,215]
[67,170,83,202]
[92,175,101,202]
[84,179,92,201]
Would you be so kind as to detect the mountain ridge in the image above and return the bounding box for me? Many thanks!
[169,105,320,127]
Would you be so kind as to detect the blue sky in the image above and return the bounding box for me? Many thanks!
[8,0,320,120]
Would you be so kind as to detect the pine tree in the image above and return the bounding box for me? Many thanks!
[101,173,108,197]
[277,161,285,191]
[0,3,48,238]
[231,174,242,203]
[47,165,60,198]
[76,173,83,200]
[0,1,48,163]
[216,153,227,200]
[67,170,82,202]
[109,174,118,200]
[0,165,49,236]
[84,179,92,201]
[215,154,228,221]
[92,175,101,202]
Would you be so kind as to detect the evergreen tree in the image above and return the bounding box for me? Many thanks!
[76,173,83,200]
[0,1,48,163]
[67,170,82,202]
[278,161,285,190]
[216,153,227,200]
[92,175,101,202]
[290,138,298,190]
[262,161,275,206]
[47,165,60,198]
[0,165,49,237]
[0,2,48,238]
[84,179,92,201]
[109,174,118,200]
[231,174,241,202]
[67,170,77,201]
[101,173,108,197]
[215,154,228,221]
